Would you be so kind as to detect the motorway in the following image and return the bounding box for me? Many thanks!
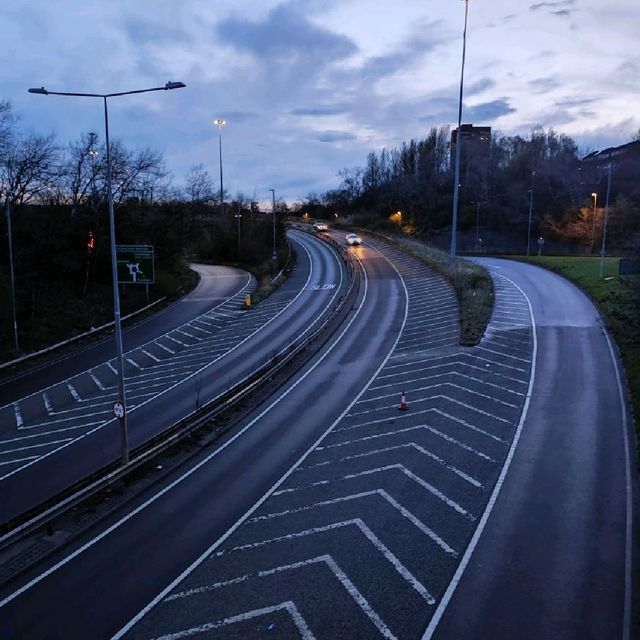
[0,238,634,639]
[0,230,348,524]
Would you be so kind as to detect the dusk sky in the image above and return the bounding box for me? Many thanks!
[2,0,638,203]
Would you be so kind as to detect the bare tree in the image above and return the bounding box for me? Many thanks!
[184,163,214,203]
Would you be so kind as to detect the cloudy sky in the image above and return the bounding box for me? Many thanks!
[2,0,638,202]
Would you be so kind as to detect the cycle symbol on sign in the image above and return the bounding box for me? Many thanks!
[113,401,125,420]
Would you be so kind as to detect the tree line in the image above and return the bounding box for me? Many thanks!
[298,123,640,255]
[0,100,283,357]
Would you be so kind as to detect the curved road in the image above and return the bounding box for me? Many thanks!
[0,231,347,524]
[430,258,634,640]
[0,264,252,405]
[0,249,634,639]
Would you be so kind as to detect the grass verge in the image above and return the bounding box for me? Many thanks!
[513,256,639,443]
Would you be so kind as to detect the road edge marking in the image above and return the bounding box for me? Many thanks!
[602,328,633,640]
[420,271,538,639]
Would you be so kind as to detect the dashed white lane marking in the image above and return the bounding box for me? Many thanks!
[107,361,118,375]
[251,489,457,555]
[140,349,161,363]
[42,393,54,416]
[125,357,142,371]
[165,557,394,640]
[155,342,175,355]
[66,383,81,402]
[150,601,317,640]
[214,518,436,605]
[307,442,482,488]
[89,372,106,391]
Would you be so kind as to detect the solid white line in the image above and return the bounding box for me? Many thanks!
[216,517,435,603]
[0,455,40,467]
[602,328,633,640]
[43,393,54,416]
[149,602,316,640]
[13,403,23,428]
[249,489,457,555]
[140,349,161,363]
[125,357,142,371]
[155,342,175,355]
[90,372,106,391]
[66,383,81,402]
[0,438,73,456]
[421,271,538,639]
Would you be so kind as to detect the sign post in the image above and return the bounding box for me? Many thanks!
[116,245,154,285]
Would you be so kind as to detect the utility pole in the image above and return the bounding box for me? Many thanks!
[5,195,19,352]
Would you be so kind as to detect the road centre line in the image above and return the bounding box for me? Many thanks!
[108,236,408,637]
[213,517,436,604]
[249,489,457,556]
[164,558,392,640]
[307,441,482,488]
[422,270,537,639]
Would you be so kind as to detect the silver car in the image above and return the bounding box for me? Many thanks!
[345,232,362,246]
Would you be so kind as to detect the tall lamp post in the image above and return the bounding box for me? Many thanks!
[269,188,277,262]
[213,119,226,217]
[599,165,613,278]
[29,81,186,465]
[4,195,19,352]
[527,188,534,256]
[590,192,598,253]
[450,0,470,258]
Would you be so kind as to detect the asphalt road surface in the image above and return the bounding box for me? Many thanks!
[0,246,633,640]
[0,231,347,524]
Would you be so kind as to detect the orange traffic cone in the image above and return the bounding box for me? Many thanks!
[399,391,409,411]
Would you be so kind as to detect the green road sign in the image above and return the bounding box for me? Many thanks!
[116,245,154,284]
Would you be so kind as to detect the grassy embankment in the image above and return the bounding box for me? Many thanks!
[515,256,639,440]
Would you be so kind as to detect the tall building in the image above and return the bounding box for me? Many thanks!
[450,124,491,192]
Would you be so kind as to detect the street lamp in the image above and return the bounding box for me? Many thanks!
[527,189,534,256]
[29,80,186,465]
[213,119,226,217]
[269,188,277,262]
[450,0,470,258]
[590,192,598,253]
[599,165,613,278]
[3,194,19,352]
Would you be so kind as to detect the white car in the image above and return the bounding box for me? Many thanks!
[345,232,362,246]
[313,221,328,232]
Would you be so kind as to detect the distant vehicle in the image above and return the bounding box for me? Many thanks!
[345,232,362,246]
[313,222,328,232]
